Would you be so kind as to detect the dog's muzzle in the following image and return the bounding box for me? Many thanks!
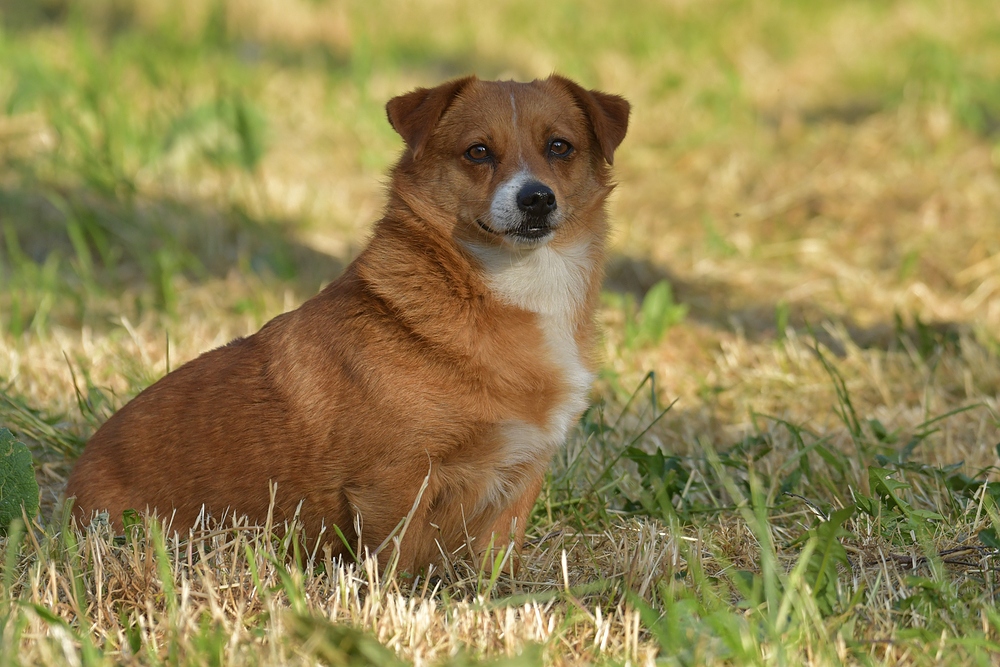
[512,182,556,239]
[482,174,561,242]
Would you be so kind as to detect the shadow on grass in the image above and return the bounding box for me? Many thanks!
[0,177,347,327]
[604,254,967,356]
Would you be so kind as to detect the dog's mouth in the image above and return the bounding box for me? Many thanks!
[475,218,552,241]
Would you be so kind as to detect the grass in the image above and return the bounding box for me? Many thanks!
[2,0,1000,664]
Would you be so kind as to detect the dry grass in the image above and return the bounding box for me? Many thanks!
[6,513,673,665]
[2,0,1000,664]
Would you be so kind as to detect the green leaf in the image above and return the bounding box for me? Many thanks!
[0,427,39,534]
[618,281,689,349]
[637,280,688,345]
[622,446,691,521]
[854,494,877,517]
[120,609,142,656]
[980,528,1000,549]
[866,466,942,537]
[805,506,855,615]
[122,508,145,541]
[868,466,912,513]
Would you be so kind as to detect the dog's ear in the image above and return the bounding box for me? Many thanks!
[386,76,477,160]
[549,75,630,165]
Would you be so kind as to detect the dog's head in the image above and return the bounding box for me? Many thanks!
[386,76,630,250]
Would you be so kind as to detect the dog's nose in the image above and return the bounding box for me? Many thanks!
[517,183,557,217]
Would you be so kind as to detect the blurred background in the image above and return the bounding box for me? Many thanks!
[0,0,998,459]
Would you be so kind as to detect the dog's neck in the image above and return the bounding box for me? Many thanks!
[364,198,605,324]
[462,239,597,322]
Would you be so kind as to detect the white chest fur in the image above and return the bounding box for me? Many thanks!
[466,241,596,507]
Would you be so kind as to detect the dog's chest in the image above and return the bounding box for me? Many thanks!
[469,242,595,502]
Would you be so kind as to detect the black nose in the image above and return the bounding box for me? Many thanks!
[517,182,557,217]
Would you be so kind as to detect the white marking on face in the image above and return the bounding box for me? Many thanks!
[488,169,531,233]
[509,93,518,125]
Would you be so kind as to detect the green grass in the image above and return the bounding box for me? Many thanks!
[2,0,1000,664]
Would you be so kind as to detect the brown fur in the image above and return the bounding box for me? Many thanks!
[66,75,630,572]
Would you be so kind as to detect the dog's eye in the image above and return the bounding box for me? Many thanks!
[548,139,573,158]
[465,144,492,163]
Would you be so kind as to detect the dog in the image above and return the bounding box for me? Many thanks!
[66,75,629,572]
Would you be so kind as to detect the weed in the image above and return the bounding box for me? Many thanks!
[604,280,688,351]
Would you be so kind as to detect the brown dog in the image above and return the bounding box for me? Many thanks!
[66,75,629,571]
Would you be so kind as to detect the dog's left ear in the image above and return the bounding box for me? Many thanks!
[386,76,477,160]
[550,75,630,165]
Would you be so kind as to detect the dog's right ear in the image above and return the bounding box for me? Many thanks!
[386,76,476,160]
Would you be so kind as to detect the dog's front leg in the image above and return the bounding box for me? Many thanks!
[344,477,440,574]
[481,473,545,575]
